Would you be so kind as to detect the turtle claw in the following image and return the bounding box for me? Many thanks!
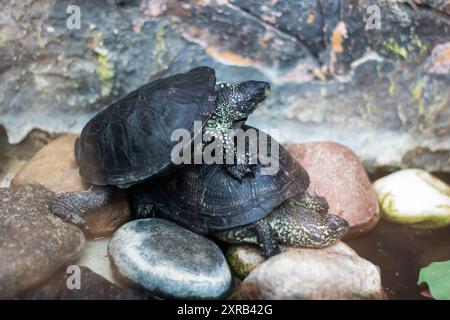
[50,186,113,230]
[254,219,280,258]
[67,213,89,231]
[260,240,281,258]
[50,195,88,229]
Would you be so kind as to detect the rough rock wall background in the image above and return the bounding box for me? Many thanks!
[0,0,449,171]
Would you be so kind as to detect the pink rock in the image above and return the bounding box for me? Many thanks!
[286,142,379,237]
[234,249,385,300]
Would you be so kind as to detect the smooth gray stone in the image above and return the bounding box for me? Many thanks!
[108,218,232,299]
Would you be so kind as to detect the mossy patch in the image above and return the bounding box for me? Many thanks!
[226,246,262,279]
[411,78,426,114]
[384,38,408,60]
[94,45,115,97]
[154,21,168,67]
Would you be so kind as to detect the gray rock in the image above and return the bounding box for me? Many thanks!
[0,185,85,298]
[108,218,232,299]
[0,1,449,172]
[23,266,147,300]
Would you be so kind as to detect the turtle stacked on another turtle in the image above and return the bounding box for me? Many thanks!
[50,66,349,258]
[129,125,348,257]
[51,66,269,224]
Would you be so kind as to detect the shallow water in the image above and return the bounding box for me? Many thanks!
[346,172,450,300]
[346,219,450,299]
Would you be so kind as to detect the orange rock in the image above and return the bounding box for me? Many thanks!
[286,142,379,237]
[11,134,130,238]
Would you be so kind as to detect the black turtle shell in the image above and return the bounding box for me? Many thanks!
[77,67,217,186]
[146,126,310,233]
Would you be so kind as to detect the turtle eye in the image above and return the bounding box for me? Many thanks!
[238,81,270,107]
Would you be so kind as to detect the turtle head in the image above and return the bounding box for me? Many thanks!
[235,80,271,115]
[215,81,270,124]
[286,210,349,248]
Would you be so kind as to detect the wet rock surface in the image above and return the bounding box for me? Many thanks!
[108,218,232,299]
[11,134,131,237]
[0,185,85,298]
[286,142,380,236]
[374,169,450,228]
[0,0,449,172]
[22,266,147,300]
[235,245,385,300]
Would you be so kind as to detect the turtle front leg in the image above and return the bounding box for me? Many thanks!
[254,219,281,258]
[225,163,254,181]
[223,131,256,181]
[50,185,114,229]
[127,185,158,219]
[295,193,329,215]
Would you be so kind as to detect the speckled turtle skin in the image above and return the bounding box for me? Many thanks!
[216,193,349,249]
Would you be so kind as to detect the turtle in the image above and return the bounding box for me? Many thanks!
[128,126,349,257]
[50,67,271,227]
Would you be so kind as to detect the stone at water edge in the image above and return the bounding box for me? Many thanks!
[22,266,147,300]
[11,134,131,237]
[108,219,232,299]
[234,249,385,300]
[373,169,450,228]
[226,246,266,280]
[286,142,380,237]
[0,185,85,298]
[226,241,358,279]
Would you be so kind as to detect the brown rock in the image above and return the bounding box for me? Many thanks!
[11,134,130,237]
[235,249,385,300]
[23,266,148,300]
[286,142,380,237]
[0,185,85,298]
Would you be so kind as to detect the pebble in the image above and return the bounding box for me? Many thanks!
[374,169,450,228]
